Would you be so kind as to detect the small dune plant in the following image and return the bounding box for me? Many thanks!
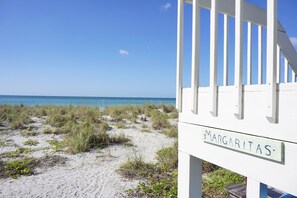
[120,142,178,197]
[202,168,245,197]
[0,158,38,179]
[1,147,32,158]
[23,139,39,146]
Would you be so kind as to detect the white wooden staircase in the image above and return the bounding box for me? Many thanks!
[176,0,297,197]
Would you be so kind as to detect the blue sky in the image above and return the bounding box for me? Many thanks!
[0,0,296,98]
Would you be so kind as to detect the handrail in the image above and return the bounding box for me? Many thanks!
[184,0,297,73]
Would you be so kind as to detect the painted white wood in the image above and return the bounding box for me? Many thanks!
[209,0,218,116]
[176,0,184,112]
[223,14,229,86]
[291,68,296,83]
[247,22,252,85]
[184,0,297,72]
[276,45,280,83]
[178,151,202,198]
[184,0,268,27]
[258,26,263,85]
[278,23,297,73]
[234,0,243,119]
[179,122,297,196]
[266,0,277,123]
[246,179,267,198]
[180,86,297,143]
[284,58,289,83]
[191,0,200,114]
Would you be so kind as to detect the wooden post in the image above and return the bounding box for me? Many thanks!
[223,14,229,86]
[258,26,263,84]
[266,0,278,123]
[191,0,200,114]
[176,0,184,112]
[234,0,243,119]
[178,151,202,198]
[209,0,218,116]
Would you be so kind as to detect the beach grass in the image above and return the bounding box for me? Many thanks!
[120,142,178,197]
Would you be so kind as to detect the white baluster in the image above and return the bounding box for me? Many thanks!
[191,0,200,114]
[209,0,218,116]
[258,26,263,84]
[247,22,252,85]
[223,14,229,86]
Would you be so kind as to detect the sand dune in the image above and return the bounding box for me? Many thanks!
[0,117,175,198]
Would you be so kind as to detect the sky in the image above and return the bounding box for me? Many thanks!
[0,0,296,98]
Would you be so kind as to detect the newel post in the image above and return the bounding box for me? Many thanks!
[266,0,278,123]
[176,0,184,112]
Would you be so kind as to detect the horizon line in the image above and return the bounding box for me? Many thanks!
[0,94,176,100]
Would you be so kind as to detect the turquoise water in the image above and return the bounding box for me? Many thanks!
[0,95,175,107]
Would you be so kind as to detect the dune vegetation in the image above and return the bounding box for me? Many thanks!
[0,104,244,197]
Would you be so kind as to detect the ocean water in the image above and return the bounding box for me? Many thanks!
[0,95,175,107]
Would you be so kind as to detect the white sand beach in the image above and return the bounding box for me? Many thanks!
[0,116,176,198]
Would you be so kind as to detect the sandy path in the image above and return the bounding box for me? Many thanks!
[0,119,175,198]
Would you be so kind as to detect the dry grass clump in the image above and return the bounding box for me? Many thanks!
[103,105,144,123]
[162,125,178,138]
[156,141,178,170]
[0,105,33,129]
[120,142,178,197]
[63,121,130,154]
[118,153,155,179]
[151,110,170,130]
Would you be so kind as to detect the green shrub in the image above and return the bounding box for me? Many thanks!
[1,158,37,179]
[47,140,63,152]
[202,168,245,197]
[131,170,178,198]
[1,147,32,158]
[23,139,39,146]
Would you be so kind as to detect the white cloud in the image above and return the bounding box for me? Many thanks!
[290,37,297,48]
[162,2,172,11]
[119,49,129,56]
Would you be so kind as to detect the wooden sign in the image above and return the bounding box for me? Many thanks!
[203,127,284,163]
